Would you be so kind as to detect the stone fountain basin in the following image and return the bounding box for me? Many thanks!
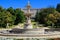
[0,28,60,35]
[0,28,44,34]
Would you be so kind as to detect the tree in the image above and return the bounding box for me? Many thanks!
[56,3,60,13]
[7,7,15,15]
[35,7,56,24]
[5,11,16,26]
[0,6,25,28]
[14,8,25,25]
[0,6,3,12]
[0,11,16,28]
[46,13,57,27]
[35,10,40,22]
[35,7,58,27]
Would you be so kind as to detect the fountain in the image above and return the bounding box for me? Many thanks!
[0,0,60,39]
[24,0,33,29]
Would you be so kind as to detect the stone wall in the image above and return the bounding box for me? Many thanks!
[45,28,60,32]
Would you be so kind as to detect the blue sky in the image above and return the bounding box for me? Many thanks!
[0,0,60,8]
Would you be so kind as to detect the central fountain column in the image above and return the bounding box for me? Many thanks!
[24,0,33,29]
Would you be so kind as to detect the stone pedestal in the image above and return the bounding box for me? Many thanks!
[24,24,33,29]
[24,17,33,29]
[6,23,9,28]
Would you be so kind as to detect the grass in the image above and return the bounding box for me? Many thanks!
[31,22,37,28]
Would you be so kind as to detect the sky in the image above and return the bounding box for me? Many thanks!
[0,0,60,9]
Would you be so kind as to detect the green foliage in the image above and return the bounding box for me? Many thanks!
[35,10,40,22]
[7,7,15,15]
[35,7,56,24]
[14,8,25,25]
[0,6,3,12]
[0,7,25,28]
[35,7,60,28]
[56,3,60,27]
[56,3,60,13]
